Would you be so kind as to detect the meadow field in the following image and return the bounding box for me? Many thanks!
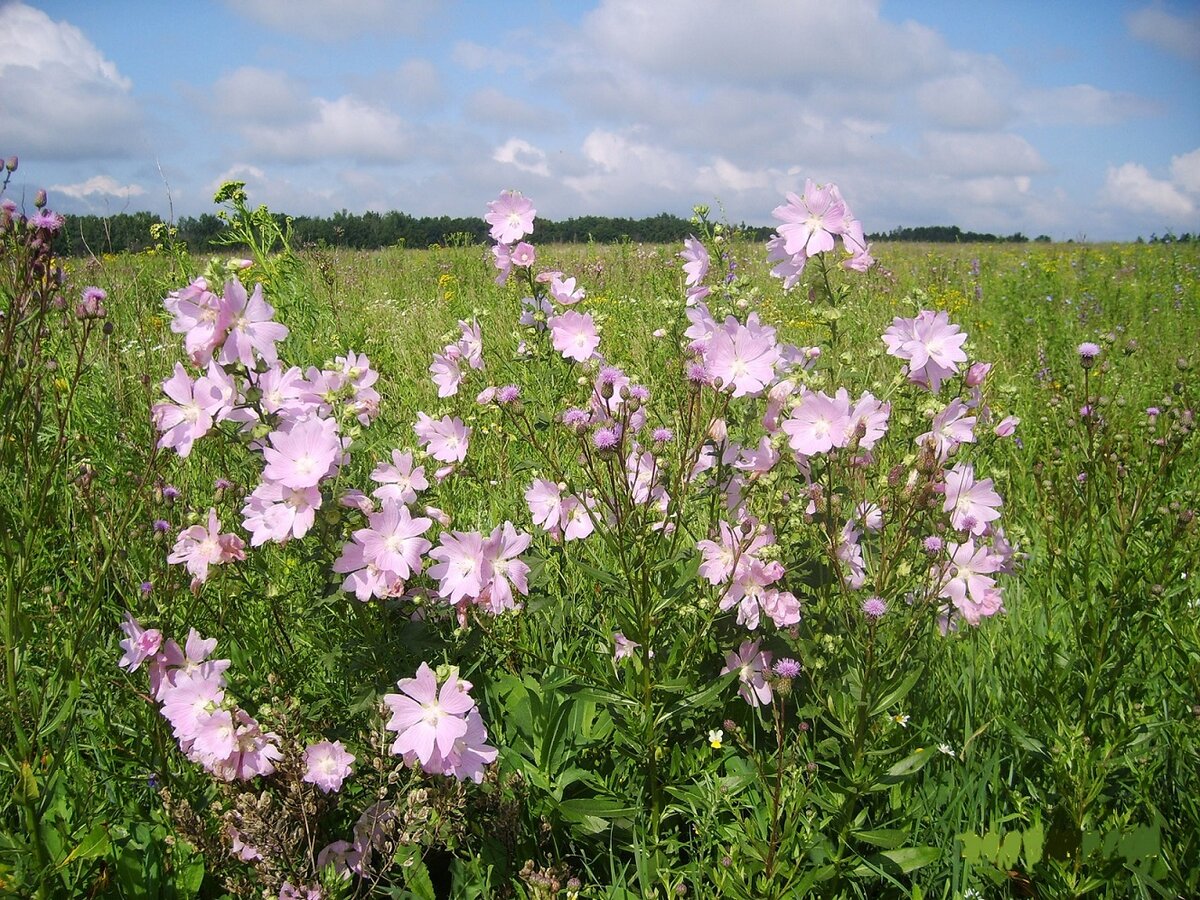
[1,182,1198,899]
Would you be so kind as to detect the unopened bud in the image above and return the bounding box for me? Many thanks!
[4,156,16,173]
[34,189,47,209]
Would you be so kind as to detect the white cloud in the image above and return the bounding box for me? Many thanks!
[1170,148,1200,194]
[223,0,433,41]
[1018,84,1152,126]
[493,138,551,178]
[917,74,1014,130]
[1103,162,1195,219]
[920,132,1047,177]
[1127,4,1200,63]
[210,68,310,125]
[230,95,413,163]
[50,175,146,200]
[0,3,142,159]
[581,0,945,88]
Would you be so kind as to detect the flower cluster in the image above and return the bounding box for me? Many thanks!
[119,616,282,781]
[383,662,497,782]
[767,179,874,287]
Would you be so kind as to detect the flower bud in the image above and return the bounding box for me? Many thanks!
[34,189,47,209]
[4,156,16,172]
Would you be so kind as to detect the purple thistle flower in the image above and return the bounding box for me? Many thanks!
[652,427,674,444]
[496,385,520,404]
[592,425,621,451]
[152,519,171,533]
[773,658,801,679]
[923,535,944,554]
[162,485,181,502]
[561,407,590,430]
[861,596,888,619]
[1077,342,1101,360]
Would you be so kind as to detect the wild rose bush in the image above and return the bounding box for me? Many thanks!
[107,177,1039,897]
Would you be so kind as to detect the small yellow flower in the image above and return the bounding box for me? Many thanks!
[708,728,724,749]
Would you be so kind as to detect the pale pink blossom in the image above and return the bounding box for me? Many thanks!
[217,279,288,368]
[303,740,356,793]
[241,480,322,546]
[383,663,474,766]
[262,417,342,490]
[414,413,471,464]
[549,310,601,362]
[168,508,245,584]
[720,641,773,707]
[549,274,585,306]
[782,389,853,457]
[773,180,848,257]
[485,191,536,244]
[354,501,432,580]
[118,612,163,672]
[704,316,780,398]
[371,450,428,506]
[943,463,1002,535]
[882,311,968,392]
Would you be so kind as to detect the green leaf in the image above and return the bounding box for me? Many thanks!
[853,828,908,849]
[884,747,935,779]
[870,669,921,716]
[853,846,941,876]
[57,823,109,868]
[396,846,438,900]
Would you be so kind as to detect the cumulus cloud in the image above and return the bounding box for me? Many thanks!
[210,67,310,125]
[1127,3,1200,63]
[1017,84,1153,126]
[1170,148,1200,194]
[581,0,945,88]
[0,2,143,159]
[920,132,1047,177]
[50,175,146,200]
[222,94,413,164]
[493,138,551,178]
[223,0,433,41]
[1103,162,1195,219]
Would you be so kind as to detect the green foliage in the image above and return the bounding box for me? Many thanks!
[2,172,1198,898]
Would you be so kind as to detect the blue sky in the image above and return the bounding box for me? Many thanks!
[2,0,1198,240]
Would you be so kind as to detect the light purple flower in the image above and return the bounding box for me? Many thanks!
[303,740,356,793]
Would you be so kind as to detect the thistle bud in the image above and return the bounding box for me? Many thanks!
[4,156,16,172]
[34,189,47,209]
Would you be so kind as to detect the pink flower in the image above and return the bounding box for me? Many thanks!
[848,390,891,449]
[262,417,342,490]
[429,708,497,783]
[217,279,288,368]
[167,508,245,584]
[118,613,163,672]
[720,641,773,707]
[303,740,356,793]
[414,413,471,464]
[782,389,853,456]
[430,348,464,397]
[354,501,433,580]
[383,662,474,766]
[882,311,968,392]
[510,241,536,268]
[371,450,428,506]
[159,669,226,742]
[485,191,536,244]
[767,233,808,289]
[613,632,640,662]
[943,463,1002,535]
[549,310,601,362]
[679,235,710,301]
[704,316,780,398]
[994,415,1020,438]
[152,362,232,457]
[491,242,514,284]
[206,710,282,781]
[918,398,976,462]
[549,274,585,306]
[241,479,321,546]
[480,522,531,614]
[939,540,1005,626]
[164,277,231,365]
[772,180,848,258]
[428,531,487,605]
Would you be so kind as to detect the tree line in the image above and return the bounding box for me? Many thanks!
[50,210,1135,257]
